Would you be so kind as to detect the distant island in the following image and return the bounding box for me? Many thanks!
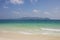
[0,17,60,20]
[17,17,50,20]
[0,17,50,20]
[0,17,60,23]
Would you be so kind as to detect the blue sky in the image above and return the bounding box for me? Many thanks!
[0,0,60,19]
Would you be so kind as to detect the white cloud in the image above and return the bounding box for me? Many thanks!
[13,11,20,15]
[55,8,59,10]
[43,8,60,19]
[3,6,8,8]
[12,11,21,18]
[44,11,50,15]
[30,0,33,3]
[10,0,24,5]
[52,8,60,13]
[30,0,38,3]
[33,9,40,13]
[35,0,38,2]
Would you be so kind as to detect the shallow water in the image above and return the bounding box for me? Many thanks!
[0,20,60,35]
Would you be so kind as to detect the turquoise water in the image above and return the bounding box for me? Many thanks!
[0,23,60,28]
[0,20,60,29]
[0,20,60,34]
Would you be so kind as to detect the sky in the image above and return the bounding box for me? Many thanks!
[0,0,60,19]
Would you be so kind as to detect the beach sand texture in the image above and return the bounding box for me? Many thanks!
[0,31,60,40]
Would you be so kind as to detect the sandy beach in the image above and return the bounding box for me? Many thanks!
[0,31,60,40]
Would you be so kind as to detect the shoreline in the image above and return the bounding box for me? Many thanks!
[0,27,60,35]
[0,30,60,36]
[0,27,60,40]
[0,31,60,40]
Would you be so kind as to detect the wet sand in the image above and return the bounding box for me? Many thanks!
[0,31,60,40]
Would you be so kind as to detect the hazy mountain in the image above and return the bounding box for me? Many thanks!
[0,17,51,20]
[17,17,50,20]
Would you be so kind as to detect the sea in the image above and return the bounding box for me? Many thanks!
[0,20,60,35]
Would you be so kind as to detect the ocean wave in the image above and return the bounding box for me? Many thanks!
[40,28,60,32]
[17,31,33,34]
[0,28,60,35]
[1,30,33,35]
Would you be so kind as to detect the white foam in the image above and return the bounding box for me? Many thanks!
[1,30,33,35]
[17,31,33,34]
[1,28,60,35]
[41,28,60,32]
